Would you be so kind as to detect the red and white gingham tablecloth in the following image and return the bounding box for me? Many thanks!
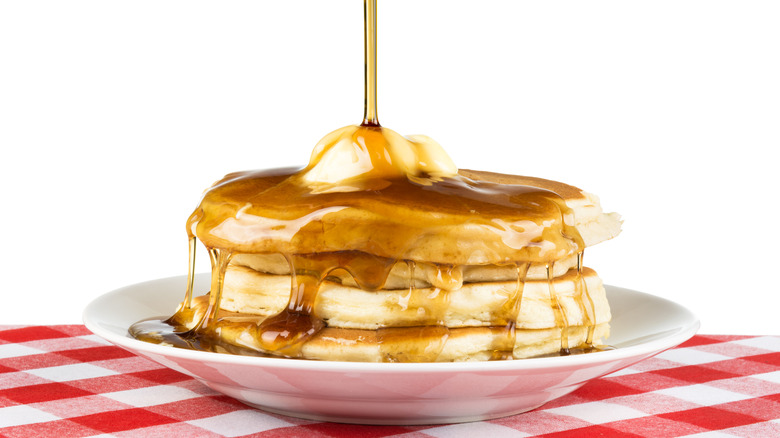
[0,325,778,437]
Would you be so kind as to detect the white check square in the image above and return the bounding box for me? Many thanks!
[187,410,293,437]
[732,336,780,352]
[76,334,113,346]
[752,370,780,384]
[426,421,531,437]
[655,348,731,365]
[543,401,647,424]
[0,343,43,359]
[27,363,119,382]
[674,431,741,437]
[0,405,60,428]
[103,385,201,407]
[656,383,752,406]
[606,366,642,377]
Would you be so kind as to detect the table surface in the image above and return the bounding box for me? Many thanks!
[0,326,778,438]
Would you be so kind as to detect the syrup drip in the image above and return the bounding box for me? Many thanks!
[577,251,598,345]
[490,262,529,360]
[547,262,571,354]
[129,0,606,361]
[199,248,231,328]
[182,236,197,310]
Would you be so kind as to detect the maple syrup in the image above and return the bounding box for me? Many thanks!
[130,0,606,361]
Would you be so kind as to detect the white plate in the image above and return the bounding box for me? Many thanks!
[83,275,699,425]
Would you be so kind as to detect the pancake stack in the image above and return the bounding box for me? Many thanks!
[135,125,621,362]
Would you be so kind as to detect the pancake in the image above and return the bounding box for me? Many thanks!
[130,125,621,362]
[169,267,610,361]
[217,265,610,330]
[214,320,611,362]
[229,252,582,289]
[190,167,621,265]
[459,170,622,249]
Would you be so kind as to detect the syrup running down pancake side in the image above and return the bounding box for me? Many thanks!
[129,0,620,361]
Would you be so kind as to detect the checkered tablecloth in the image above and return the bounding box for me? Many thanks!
[0,326,778,437]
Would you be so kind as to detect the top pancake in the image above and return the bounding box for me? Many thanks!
[460,170,622,248]
[191,167,621,265]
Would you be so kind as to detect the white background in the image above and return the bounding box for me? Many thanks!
[1,1,778,335]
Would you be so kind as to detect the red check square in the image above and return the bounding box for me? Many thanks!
[70,408,178,433]
[743,352,780,367]
[659,406,760,430]
[0,327,69,343]
[0,382,94,404]
[537,424,645,437]
[651,364,740,384]
[302,422,414,438]
[129,367,191,385]
[677,335,729,348]
[763,393,780,403]
[57,346,135,363]
[571,379,644,402]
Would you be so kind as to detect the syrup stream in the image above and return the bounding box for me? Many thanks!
[362,0,379,127]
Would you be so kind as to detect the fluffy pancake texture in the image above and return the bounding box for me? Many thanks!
[177,278,611,362]
[218,264,610,331]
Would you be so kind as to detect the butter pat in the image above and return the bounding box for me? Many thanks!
[301,125,458,188]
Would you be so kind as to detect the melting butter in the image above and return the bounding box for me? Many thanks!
[302,125,457,191]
